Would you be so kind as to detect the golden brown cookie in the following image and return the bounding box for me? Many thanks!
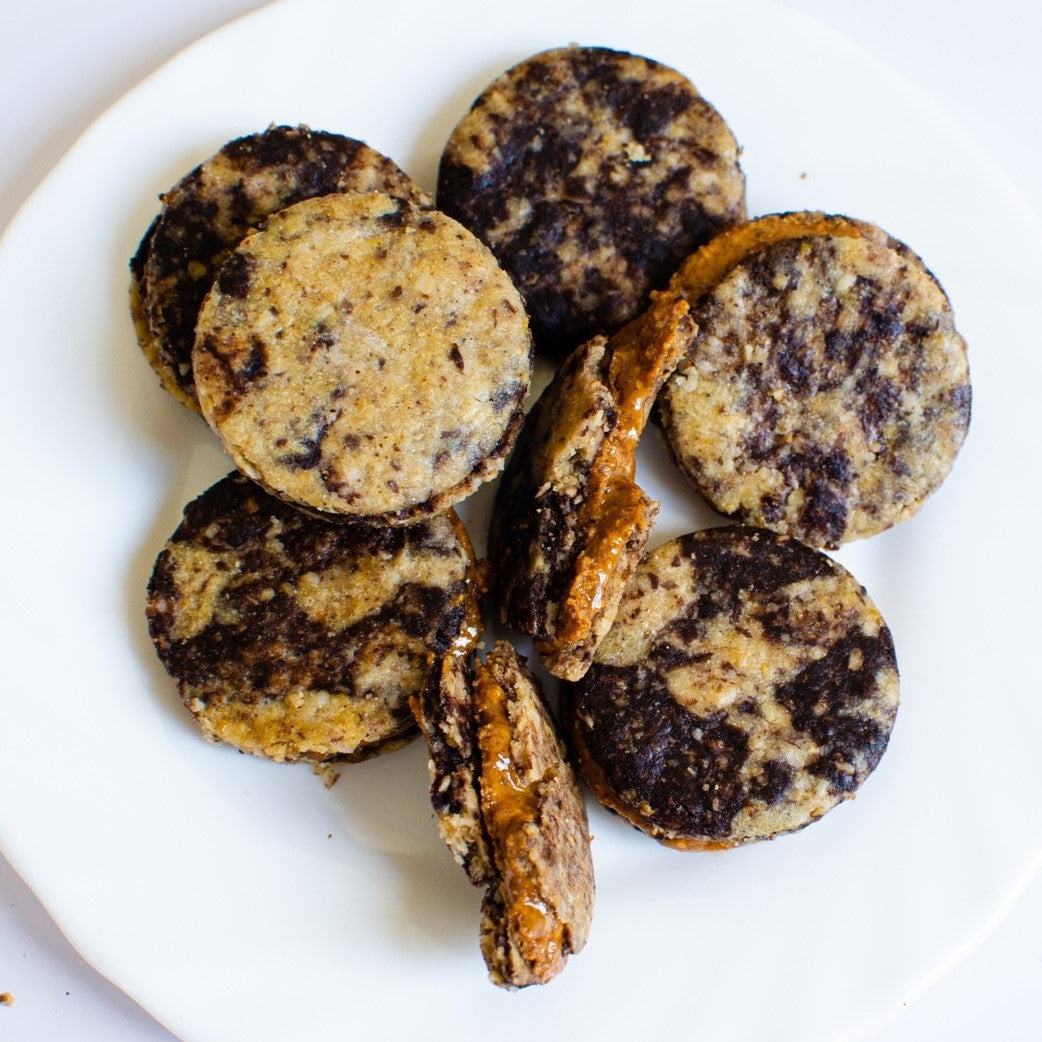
[131,125,430,411]
[658,212,971,548]
[563,525,900,849]
[488,296,696,680]
[146,472,479,764]
[437,45,745,356]
[193,190,532,525]
[413,642,594,988]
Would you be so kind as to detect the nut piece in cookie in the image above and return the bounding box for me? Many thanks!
[413,641,594,988]
[193,190,532,525]
[658,211,971,548]
[563,525,899,849]
[437,45,745,356]
[131,125,430,411]
[146,472,479,764]
[488,296,696,680]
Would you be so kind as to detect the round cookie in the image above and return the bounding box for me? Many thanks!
[146,472,479,764]
[437,45,746,356]
[193,190,532,525]
[132,124,430,411]
[563,525,899,849]
[658,212,971,548]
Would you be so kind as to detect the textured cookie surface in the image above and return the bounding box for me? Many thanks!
[414,641,594,988]
[473,643,594,988]
[438,45,745,355]
[488,296,696,680]
[565,526,899,848]
[660,216,971,547]
[146,472,477,763]
[413,653,494,886]
[193,190,531,524]
[133,125,429,410]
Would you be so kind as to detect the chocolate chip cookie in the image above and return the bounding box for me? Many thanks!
[658,212,971,547]
[563,525,899,848]
[438,45,745,356]
[146,472,479,763]
[193,190,532,524]
[132,124,430,410]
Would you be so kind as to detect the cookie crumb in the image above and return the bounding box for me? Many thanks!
[313,764,341,788]
[1,992,14,1006]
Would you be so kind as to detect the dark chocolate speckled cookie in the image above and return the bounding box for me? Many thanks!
[437,45,746,356]
[659,213,971,547]
[132,125,430,411]
[146,472,479,764]
[563,525,899,849]
[193,190,532,525]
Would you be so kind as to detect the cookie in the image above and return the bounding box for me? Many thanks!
[146,472,479,764]
[413,652,493,886]
[437,45,745,356]
[132,125,430,411]
[488,296,696,680]
[193,190,532,525]
[129,216,162,388]
[658,212,971,548]
[563,525,899,849]
[413,642,594,988]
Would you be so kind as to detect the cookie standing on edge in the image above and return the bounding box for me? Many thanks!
[563,525,899,849]
[658,212,971,548]
[146,472,480,764]
[413,642,594,988]
[193,190,532,525]
[131,125,430,411]
[488,296,697,680]
[438,45,746,356]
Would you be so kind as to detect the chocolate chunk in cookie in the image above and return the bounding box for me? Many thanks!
[658,212,971,547]
[563,525,899,848]
[132,125,430,411]
[193,190,532,525]
[488,296,696,680]
[413,642,594,988]
[437,45,745,356]
[146,472,479,764]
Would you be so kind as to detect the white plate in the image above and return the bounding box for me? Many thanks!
[1,1,1041,1040]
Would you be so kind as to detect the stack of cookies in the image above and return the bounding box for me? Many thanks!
[133,44,970,991]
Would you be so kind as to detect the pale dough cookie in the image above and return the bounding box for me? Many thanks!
[146,472,479,764]
[413,642,594,988]
[193,190,532,524]
[437,45,745,356]
[488,296,696,680]
[563,525,899,849]
[658,212,971,548]
[132,125,430,411]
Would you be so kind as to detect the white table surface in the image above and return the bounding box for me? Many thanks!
[1,2,1040,1039]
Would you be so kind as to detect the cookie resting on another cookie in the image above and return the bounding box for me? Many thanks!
[146,472,479,764]
[131,124,430,411]
[193,190,532,525]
